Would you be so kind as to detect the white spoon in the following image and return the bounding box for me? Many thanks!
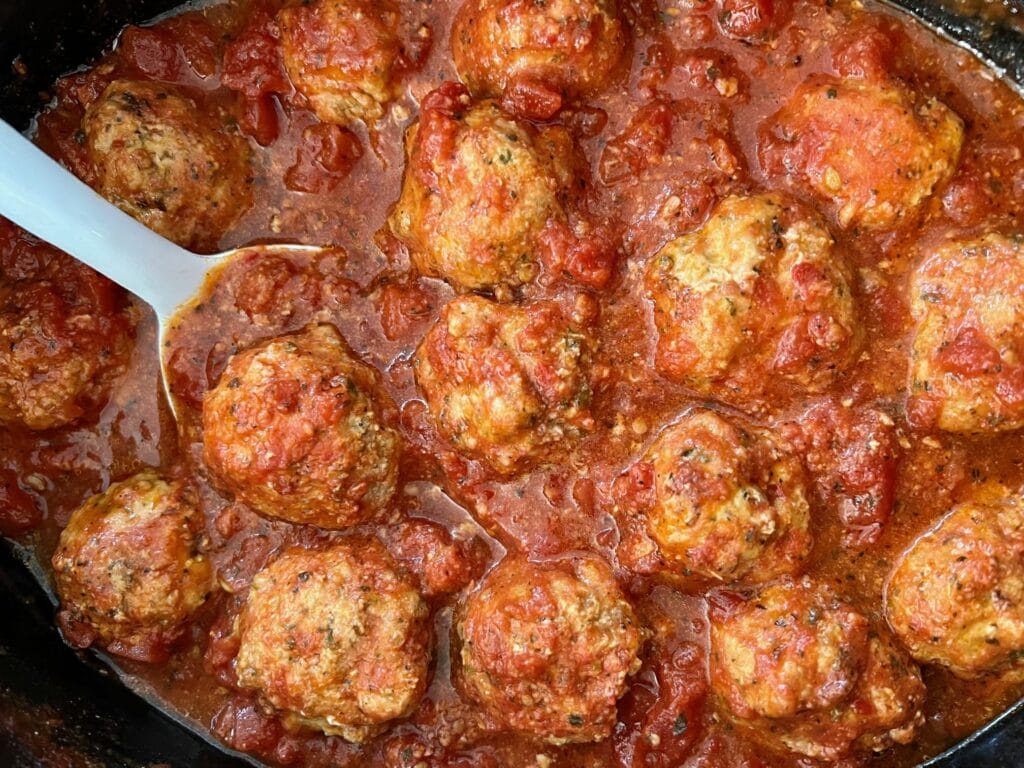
[0,119,319,413]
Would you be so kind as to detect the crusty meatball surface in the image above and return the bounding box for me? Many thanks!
[278,0,408,125]
[762,78,963,230]
[451,0,628,104]
[885,492,1024,678]
[234,540,431,742]
[644,194,860,397]
[414,294,595,474]
[389,82,573,292]
[83,79,252,251]
[456,555,643,744]
[710,578,925,761]
[202,324,400,529]
[641,409,811,583]
[907,234,1024,433]
[0,226,135,430]
[51,470,212,662]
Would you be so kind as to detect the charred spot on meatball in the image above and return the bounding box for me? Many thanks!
[414,294,596,475]
[710,578,925,760]
[456,555,643,744]
[83,80,253,251]
[389,82,575,292]
[761,78,963,230]
[907,233,1024,433]
[202,323,401,529]
[637,409,812,583]
[645,194,860,398]
[886,492,1024,678]
[51,470,213,662]
[234,540,431,742]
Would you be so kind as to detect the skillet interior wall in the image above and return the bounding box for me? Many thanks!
[3,0,1024,765]
[0,0,180,129]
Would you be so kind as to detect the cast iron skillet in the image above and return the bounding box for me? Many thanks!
[2,0,1024,765]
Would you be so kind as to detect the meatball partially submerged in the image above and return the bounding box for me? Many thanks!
[414,295,596,474]
[710,578,925,761]
[451,0,628,107]
[639,409,811,583]
[278,0,414,125]
[907,234,1024,433]
[389,83,574,292]
[645,194,860,396]
[202,324,400,529]
[83,79,252,251]
[52,470,213,662]
[0,228,134,430]
[457,556,643,744]
[762,78,963,230]
[886,493,1024,678]
[235,541,431,742]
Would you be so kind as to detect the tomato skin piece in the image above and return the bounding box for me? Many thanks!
[613,641,707,768]
[786,399,899,549]
[936,325,1004,377]
[284,124,363,193]
[118,17,220,82]
[222,7,290,144]
[716,0,791,41]
[500,77,563,121]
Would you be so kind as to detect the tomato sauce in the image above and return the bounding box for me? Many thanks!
[4,0,1024,765]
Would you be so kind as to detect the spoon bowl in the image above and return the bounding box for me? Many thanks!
[0,119,325,416]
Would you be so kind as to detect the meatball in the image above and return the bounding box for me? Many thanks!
[641,410,811,583]
[51,470,212,662]
[710,579,925,761]
[907,234,1024,433]
[83,79,252,251]
[762,78,963,230]
[456,555,643,743]
[278,0,409,125]
[414,295,595,474]
[644,194,860,396]
[234,541,431,742]
[451,0,628,105]
[0,230,134,430]
[885,493,1024,678]
[202,324,400,529]
[389,82,573,291]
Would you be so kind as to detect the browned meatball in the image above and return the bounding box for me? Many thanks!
[907,234,1024,433]
[389,82,574,292]
[0,225,135,430]
[456,555,643,743]
[762,78,963,230]
[451,0,627,105]
[710,578,925,761]
[644,194,860,397]
[51,470,212,662]
[202,324,400,529]
[640,409,811,583]
[278,0,413,125]
[414,295,595,474]
[83,80,252,251]
[234,540,431,742]
[886,492,1024,678]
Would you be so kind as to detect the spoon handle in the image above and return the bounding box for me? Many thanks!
[0,120,203,317]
